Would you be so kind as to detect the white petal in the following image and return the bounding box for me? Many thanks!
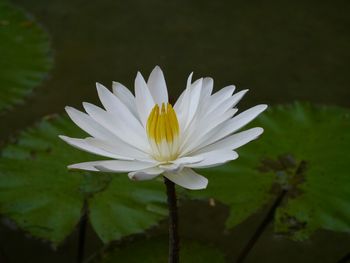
[85,137,150,160]
[83,102,150,152]
[172,155,203,165]
[174,72,192,113]
[184,78,203,130]
[192,104,267,151]
[68,161,103,171]
[59,135,133,160]
[186,150,238,169]
[65,106,116,140]
[229,89,249,108]
[147,66,168,105]
[175,76,203,132]
[207,85,235,113]
[135,72,155,126]
[128,167,164,181]
[65,106,151,158]
[164,168,208,190]
[158,155,203,173]
[203,89,248,120]
[96,83,143,132]
[159,163,184,173]
[190,78,213,119]
[112,81,139,118]
[201,77,213,101]
[94,160,157,172]
[180,108,237,155]
[194,127,264,154]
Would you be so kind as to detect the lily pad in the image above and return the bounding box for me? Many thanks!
[90,237,226,263]
[0,115,166,245]
[0,0,52,113]
[191,102,350,240]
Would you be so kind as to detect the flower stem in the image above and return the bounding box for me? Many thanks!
[164,177,180,263]
[77,200,88,263]
[236,189,287,263]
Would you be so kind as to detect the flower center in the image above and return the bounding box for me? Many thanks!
[146,103,180,161]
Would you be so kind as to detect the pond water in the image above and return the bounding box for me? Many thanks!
[0,0,349,262]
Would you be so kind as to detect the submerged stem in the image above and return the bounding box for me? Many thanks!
[164,177,180,263]
[236,189,287,263]
[77,200,88,263]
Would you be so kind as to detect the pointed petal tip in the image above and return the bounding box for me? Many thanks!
[65,106,78,116]
[257,127,264,134]
[228,85,236,93]
[95,82,104,89]
[128,172,137,180]
[96,82,110,93]
[65,105,74,110]
[193,177,208,190]
[135,71,147,84]
[112,81,121,86]
[261,104,268,110]
[82,101,89,108]
[94,165,104,171]
[58,135,66,140]
[128,167,163,181]
[67,164,80,170]
[203,77,214,85]
[178,180,208,190]
[153,65,162,71]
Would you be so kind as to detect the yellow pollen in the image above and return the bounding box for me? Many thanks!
[146,103,179,144]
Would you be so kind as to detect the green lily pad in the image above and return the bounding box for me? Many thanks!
[0,0,52,113]
[191,102,350,240]
[0,115,166,245]
[90,237,226,263]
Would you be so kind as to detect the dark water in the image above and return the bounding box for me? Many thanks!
[1,0,350,262]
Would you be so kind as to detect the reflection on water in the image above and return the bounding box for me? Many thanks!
[1,0,350,262]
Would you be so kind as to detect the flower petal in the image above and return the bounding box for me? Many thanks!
[112,81,138,117]
[191,104,267,152]
[172,155,203,165]
[135,72,155,126]
[65,106,116,140]
[164,168,208,190]
[83,102,150,152]
[59,135,133,160]
[84,137,150,160]
[128,167,164,181]
[64,106,150,158]
[174,72,192,114]
[147,66,168,105]
[186,150,238,169]
[201,77,214,101]
[180,108,237,155]
[68,161,102,171]
[159,155,203,173]
[94,160,157,172]
[194,127,264,154]
[159,163,184,173]
[96,83,143,131]
[207,85,235,113]
[175,76,203,132]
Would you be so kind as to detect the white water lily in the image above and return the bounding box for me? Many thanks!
[60,66,267,190]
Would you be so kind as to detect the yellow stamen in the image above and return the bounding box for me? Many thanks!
[147,103,179,144]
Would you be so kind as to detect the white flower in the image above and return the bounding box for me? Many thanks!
[60,66,267,190]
